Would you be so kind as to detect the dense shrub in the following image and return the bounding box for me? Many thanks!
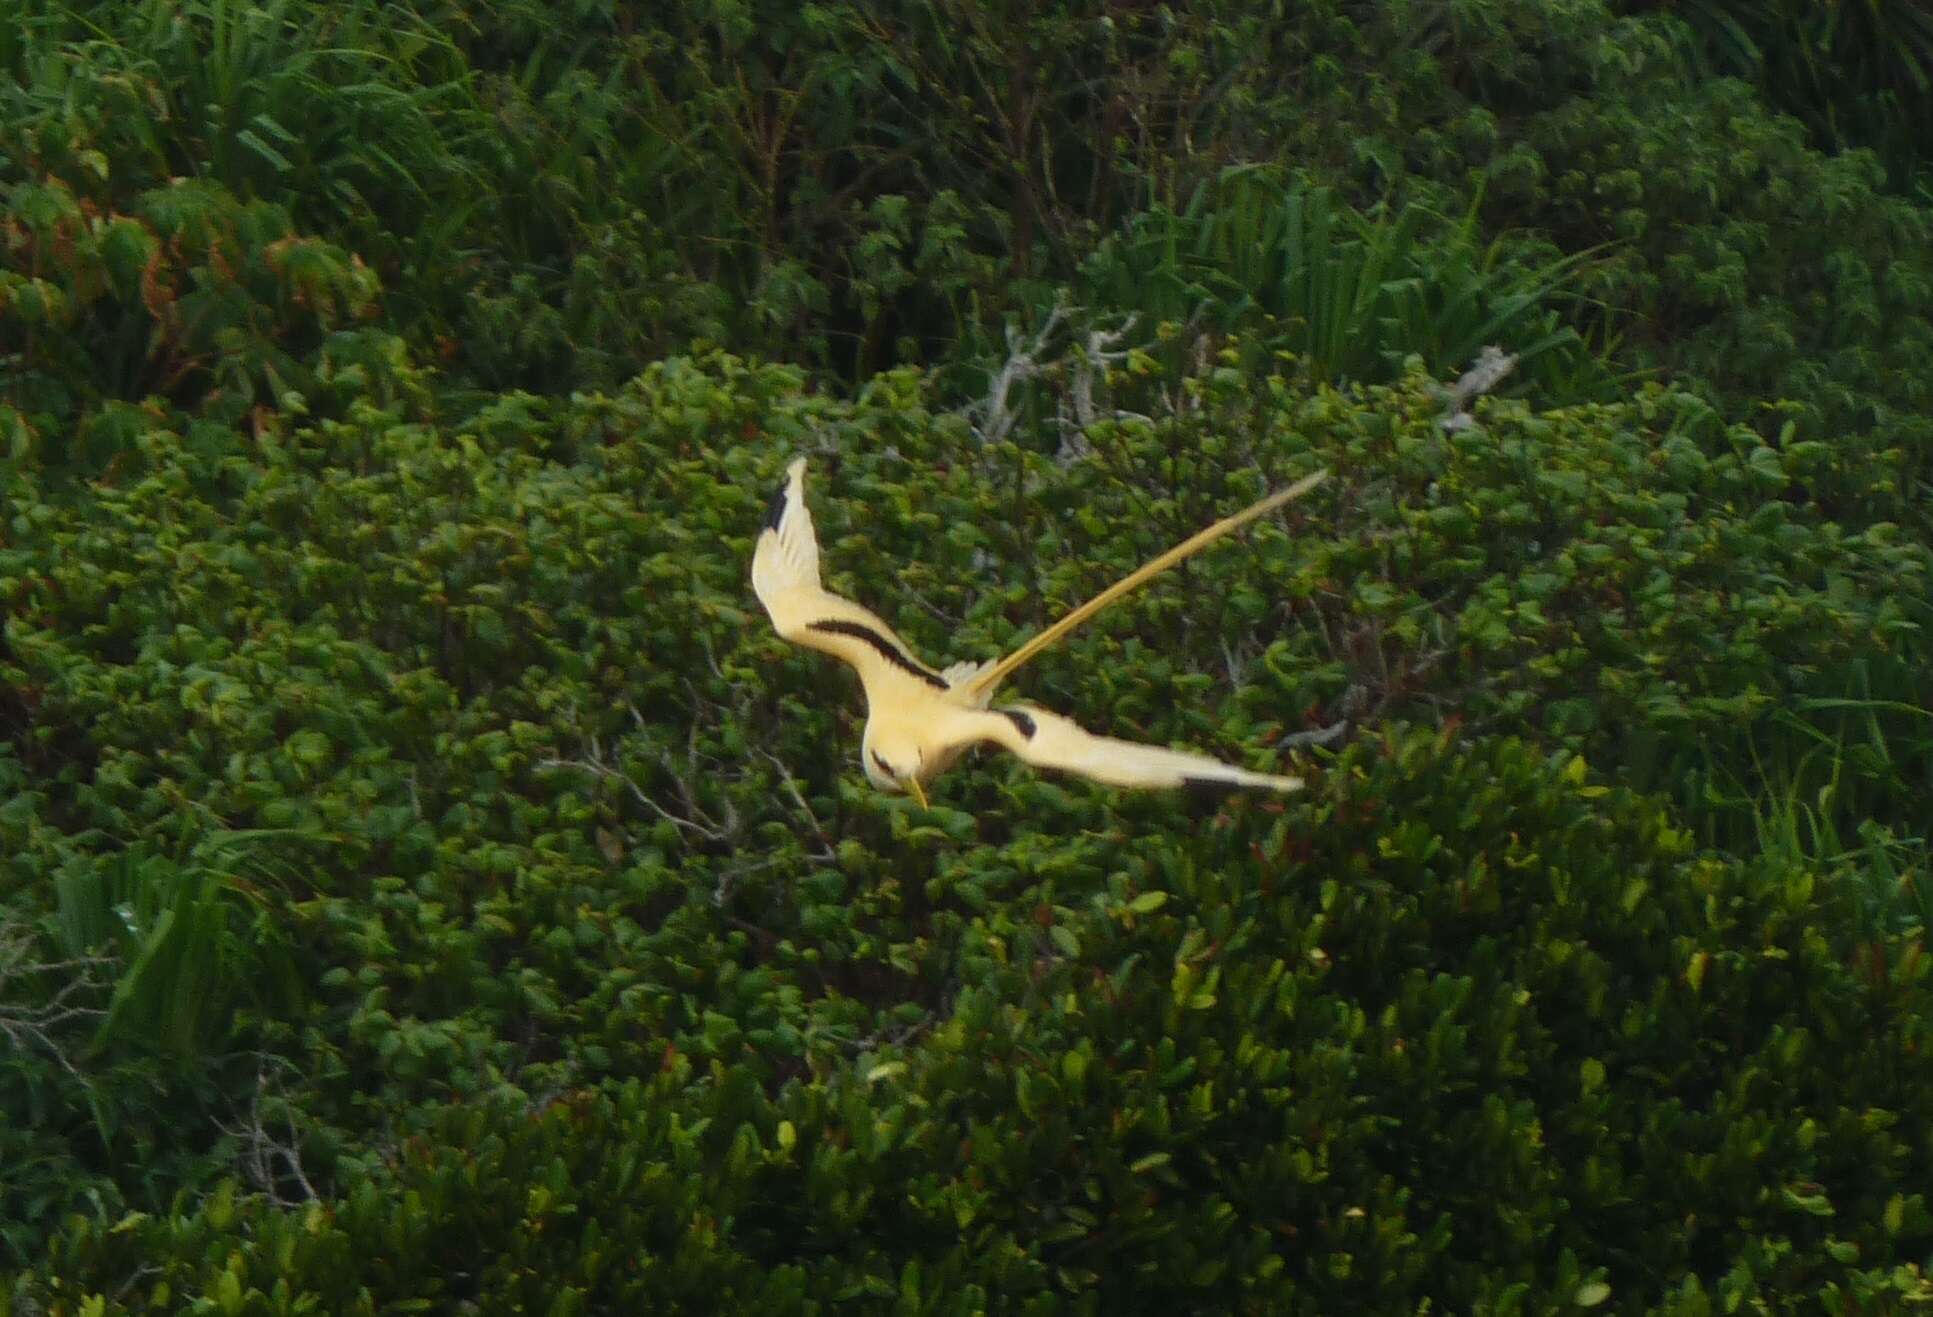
[6,351,1932,1303]
[9,0,1933,1307]
[0,174,383,452]
[988,171,1606,410]
[13,727,1933,1311]
[12,0,1933,484]
[1620,0,1933,190]
[1495,58,1933,500]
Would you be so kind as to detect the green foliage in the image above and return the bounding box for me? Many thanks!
[9,0,1933,1306]
[4,0,721,393]
[14,0,1933,470]
[1254,370,1931,849]
[52,831,311,1058]
[1,173,382,450]
[5,0,477,218]
[1074,171,1602,396]
[1629,0,1933,189]
[6,349,1933,1303]
[1463,23,1933,498]
[12,730,1933,1311]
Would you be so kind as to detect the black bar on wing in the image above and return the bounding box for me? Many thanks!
[808,619,948,689]
[995,708,1037,739]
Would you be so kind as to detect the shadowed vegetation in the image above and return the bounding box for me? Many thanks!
[6,0,1933,1310]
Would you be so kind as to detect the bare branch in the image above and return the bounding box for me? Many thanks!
[971,299,1070,446]
[1058,313,1152,464]
[0,922,112,1083]
[1438,345,1518,433]
[540,698,745,847]
[214,1053,318,1208]
[1279,719,1351,750]
[540,750,730,843]
[757,748,835,853]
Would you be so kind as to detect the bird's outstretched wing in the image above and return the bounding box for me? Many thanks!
[751,458,951,701]
[960,468,1329,703]
[958,703,1302,793]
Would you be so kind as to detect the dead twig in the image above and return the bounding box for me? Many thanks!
[0,923,112,1084]
[540,739,733,843]
[214,1053,318,1208]
[1437,345,1518,433]
[971,299,1070,447]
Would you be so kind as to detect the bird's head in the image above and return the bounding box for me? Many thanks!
[862,728,930,809]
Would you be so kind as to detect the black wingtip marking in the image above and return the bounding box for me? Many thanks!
[762,479,789,532]
[1182,776,1243,798]
[996,708,1037,740]
[808,619,948,689]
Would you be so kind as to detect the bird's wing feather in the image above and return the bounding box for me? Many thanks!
[751,458,951,699]
[961,468,1328,703]
[941,658,999,707]
[959,704,1302,793]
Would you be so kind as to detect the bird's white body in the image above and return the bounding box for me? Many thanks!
[751,457,1322,805]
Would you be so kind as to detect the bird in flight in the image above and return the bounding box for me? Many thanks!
[751,458,1328,808]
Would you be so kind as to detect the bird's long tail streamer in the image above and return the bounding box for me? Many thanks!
[962,466,1330,701]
